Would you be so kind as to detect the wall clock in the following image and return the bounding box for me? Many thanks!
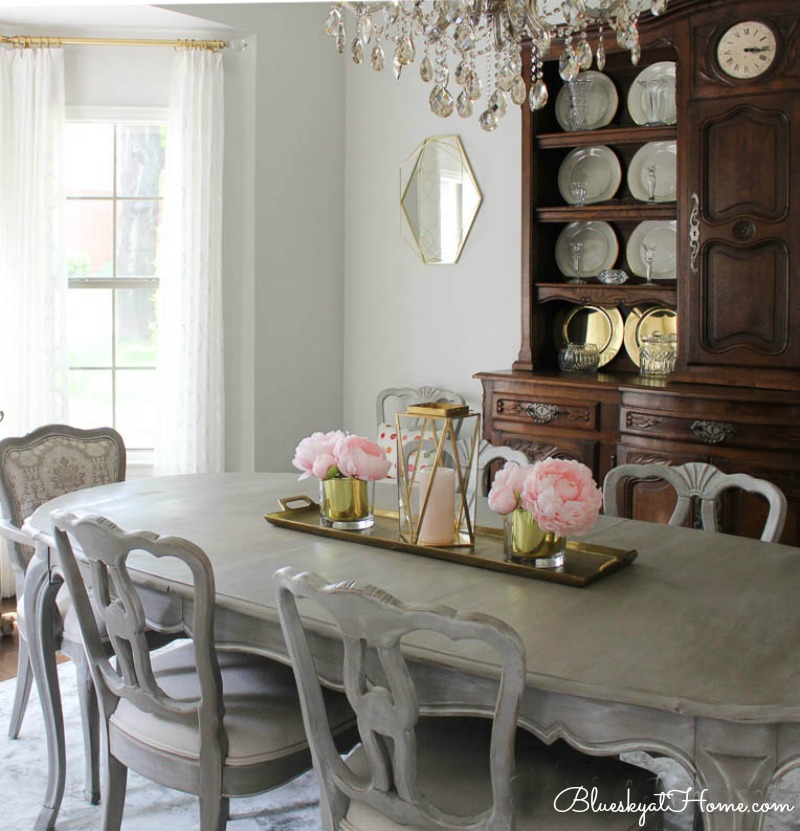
[716,20,777,79]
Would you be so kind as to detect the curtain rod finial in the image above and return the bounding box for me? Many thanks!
[227,38,247,52]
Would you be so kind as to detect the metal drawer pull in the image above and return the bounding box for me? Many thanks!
[690,420,735,445]
[689,192,700,275]
[523,403,559,424]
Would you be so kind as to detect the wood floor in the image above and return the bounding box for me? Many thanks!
[0,596,20,681]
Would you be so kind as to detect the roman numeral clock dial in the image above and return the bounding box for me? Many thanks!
[716,20,777,79]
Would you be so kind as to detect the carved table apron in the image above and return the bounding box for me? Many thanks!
[24,472,800,831]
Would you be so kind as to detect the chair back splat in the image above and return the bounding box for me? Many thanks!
[275,567,524,831]
[54,514,357,831]
[603,461,787,542]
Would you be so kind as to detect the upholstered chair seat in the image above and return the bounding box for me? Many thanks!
[341,718,659,831]
[110,644,356,775]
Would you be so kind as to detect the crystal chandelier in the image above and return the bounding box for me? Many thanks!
[325,1,670,131]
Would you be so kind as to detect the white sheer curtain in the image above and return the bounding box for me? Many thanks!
[0,46,67,597]
[155,48,225,475]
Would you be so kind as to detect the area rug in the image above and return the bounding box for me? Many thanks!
[1,660,798,830]
[0,660,323,830]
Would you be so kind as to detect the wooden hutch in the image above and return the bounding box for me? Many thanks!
[477,0,800,544]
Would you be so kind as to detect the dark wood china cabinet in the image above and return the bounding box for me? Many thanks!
[477,0,800,545]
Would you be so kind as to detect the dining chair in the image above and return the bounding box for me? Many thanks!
[274,566,663,831]
[0,424,127,803]
[602,461,787,542]
[475,441,529,497]
[375,385,466,429]
[52,512,358,831]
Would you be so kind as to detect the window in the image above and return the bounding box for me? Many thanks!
[65,114,166,469]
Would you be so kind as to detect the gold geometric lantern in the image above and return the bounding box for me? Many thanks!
[395,404,481,547]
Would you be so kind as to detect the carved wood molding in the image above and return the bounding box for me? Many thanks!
[620,449,674,466]
[625,412,665,432]
[503,438,578,463]
[497,399,591,426]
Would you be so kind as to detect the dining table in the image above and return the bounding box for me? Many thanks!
[21,471,800,831]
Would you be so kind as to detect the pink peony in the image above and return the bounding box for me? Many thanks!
[292,431,346,479]
[520,459,602,536]
[488,461,535,515]
[333,434,390,481]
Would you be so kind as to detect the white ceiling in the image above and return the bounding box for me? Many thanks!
[0,4,235,34]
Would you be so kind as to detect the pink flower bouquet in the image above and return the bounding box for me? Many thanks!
[488,458,602,537]
[487,461,535,515]
[293,431,390,482]
[520,458,602,536]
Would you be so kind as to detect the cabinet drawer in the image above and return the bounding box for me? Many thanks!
[620,406,799,452]
[491,391,601,435]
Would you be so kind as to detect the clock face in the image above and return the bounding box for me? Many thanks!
[716,21,777,79]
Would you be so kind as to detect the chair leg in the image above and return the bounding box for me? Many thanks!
[8,637,34,739]
[198,791,229,831]
[102,752,128,831]
[72,647,101,804]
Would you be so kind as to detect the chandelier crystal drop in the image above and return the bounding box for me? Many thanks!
[326,1,670,132]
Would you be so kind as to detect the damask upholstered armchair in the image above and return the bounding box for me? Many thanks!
[0,424,126,804]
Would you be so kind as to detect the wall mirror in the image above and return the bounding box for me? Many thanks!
[400,135,482,265]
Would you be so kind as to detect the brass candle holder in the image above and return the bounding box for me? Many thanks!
[395,404,480,547]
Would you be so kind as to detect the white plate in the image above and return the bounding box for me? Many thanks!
[555,221,619,278]
[555,71,619,132]
[627,220,677,280]
[627,141,677,202]
[558,146,622,205]
[627,61,677,126]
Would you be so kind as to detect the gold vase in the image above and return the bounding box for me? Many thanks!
[504,508,566,568]
[320,478,375,530]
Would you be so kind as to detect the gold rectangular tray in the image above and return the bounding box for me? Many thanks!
[265,497,637,588]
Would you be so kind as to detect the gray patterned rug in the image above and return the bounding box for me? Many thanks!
[0,660,323,830]
[1,660,798,830]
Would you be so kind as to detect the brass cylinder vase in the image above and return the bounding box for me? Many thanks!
[320,478,375,530]
[504,508,565,568]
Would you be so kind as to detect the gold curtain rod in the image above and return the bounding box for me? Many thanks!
[0,35,239,52]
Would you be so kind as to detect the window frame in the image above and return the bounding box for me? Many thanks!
[65,106,168,475]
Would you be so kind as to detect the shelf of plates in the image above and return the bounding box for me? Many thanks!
[519,42,680,374]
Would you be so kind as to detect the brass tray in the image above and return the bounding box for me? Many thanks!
[265,497,637,588]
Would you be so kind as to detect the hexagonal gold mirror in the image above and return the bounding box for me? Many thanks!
[400,135,482,265]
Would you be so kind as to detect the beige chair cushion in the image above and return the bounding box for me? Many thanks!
[341,718,662,831]
[111,644,354,767]
[16,586,108,643]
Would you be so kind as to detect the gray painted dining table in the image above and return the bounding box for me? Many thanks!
[22,472,800,831]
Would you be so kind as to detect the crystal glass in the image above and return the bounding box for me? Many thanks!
[642,242,656,283]
[646,164,658,203]
[568,240,586,284]
[558,342,601,373]
[569,180,588,207]
[639,333,677,377]
[639,77,670,126]
[598,269,629,285]
[566,77,594,131]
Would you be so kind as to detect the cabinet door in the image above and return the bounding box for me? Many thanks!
[683,90,800,372]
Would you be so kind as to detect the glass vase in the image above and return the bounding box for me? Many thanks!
[504,509,566,568]
[320,478,375,530]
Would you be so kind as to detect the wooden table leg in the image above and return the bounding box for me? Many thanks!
[24,544,66,831]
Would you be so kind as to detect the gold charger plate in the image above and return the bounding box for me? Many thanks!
[560,304,624,367]
[265,497,637,588]
[624,305,677,367]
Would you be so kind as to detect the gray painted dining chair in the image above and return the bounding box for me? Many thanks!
[274,567,663,831]
[602,461,787,542]
[52,512,358,831]
[375,385,466,430]
[0,424,127,803]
